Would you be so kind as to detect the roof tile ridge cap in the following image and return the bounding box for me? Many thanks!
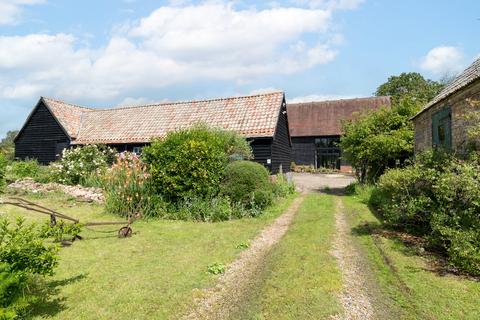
[99,91,286,111]
[288,96,388,105]
[41,96,95,110]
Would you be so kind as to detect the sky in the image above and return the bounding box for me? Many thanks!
[0,0,479,138]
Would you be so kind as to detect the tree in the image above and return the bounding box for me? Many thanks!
[340,98,419,183]
[375,72,444,103]
[0,130,19,160]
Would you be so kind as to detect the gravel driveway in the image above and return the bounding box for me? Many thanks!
[291,173,356,193]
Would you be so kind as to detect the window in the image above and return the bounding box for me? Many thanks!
[432,107,452,149]
[133,146,142,155]
[315,136,342,169]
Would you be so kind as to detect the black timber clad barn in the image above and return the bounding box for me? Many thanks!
[287,96,391,172]
[15,92,292,173]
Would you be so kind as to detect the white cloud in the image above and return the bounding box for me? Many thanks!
[116,96,162,107]
[0,0,45,25]
[0,1,359,103]
[420,46,465,75]
[288,94,361,103]
[292,0,364,10]
[249,87,282,95]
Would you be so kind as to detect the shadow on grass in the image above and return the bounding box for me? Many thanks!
[318,187,347,196]
[26,273,88,319]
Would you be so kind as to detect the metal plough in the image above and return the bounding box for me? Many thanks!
[0,197,133,239]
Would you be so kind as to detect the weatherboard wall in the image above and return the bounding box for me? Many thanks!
[270,103,292,173]
[15,102,70,164]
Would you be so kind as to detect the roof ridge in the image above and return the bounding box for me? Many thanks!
[106,91,285,111]
[412,57,480,119]
[288,96,390,105]
[41,96,95,110]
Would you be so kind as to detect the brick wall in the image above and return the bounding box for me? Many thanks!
[413,80,480,154]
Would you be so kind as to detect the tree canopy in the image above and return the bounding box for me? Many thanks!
[375,72,444,103]
[341,72,443,183]
[340,99,418,183]
[0,130,19,160]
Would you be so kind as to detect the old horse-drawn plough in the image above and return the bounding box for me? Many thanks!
[0,197,134,239]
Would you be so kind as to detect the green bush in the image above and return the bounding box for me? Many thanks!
[34,165,56,184]
[143,125,252,202]
[0,264,28,319]
[51,144,116,186]
[9,159,40,180]
[0,217,58,276]
[372,150,480,275]
[220,160,273,209]
[0,218,60,318]
[104,152,167,218]
[170,196,261,222]
[271,174,295,198]
[0,153,7,193]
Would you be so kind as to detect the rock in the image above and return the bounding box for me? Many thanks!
[7,178,104,203]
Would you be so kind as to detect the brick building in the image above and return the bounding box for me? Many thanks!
[412,58,480,154]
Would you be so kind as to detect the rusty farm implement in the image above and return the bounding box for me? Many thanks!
[0,197,134,239]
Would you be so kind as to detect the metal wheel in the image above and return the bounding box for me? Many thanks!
[118,226,133,238]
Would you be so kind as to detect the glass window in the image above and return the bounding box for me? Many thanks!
[315,136,342,169]
[432,107,452,149]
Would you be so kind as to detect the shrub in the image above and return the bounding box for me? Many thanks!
[172,196,235,222]
[51,144,116,186]
[104,152,167,218]
[220,160,273,209]
[372,150,480,275]
[0,264,28,319]
[0,153,7,192]
[9,159,40,180]
[143,125,252,202]
[271,173,296,198]
[0,218,60,318]
[0,217,58,276]
[39,221,83,242]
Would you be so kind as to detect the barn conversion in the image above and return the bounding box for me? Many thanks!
[15,92,292,173]
[287,96,391,171]
[412,57,480,154]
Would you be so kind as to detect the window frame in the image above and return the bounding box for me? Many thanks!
[432,107,452,149]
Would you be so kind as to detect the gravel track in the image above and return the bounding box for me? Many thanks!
[183,195,305,320]
[331,198,374,320]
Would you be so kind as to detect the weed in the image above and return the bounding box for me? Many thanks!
[207,263,226,275]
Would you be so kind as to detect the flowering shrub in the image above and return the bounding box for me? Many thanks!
[104,152,166,218]
[51,145,116,186]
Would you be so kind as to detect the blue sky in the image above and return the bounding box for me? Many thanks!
[1,0,479,138]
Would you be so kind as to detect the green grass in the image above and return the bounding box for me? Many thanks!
[0,191,297,319]
[245,193,342,319]
[343,194,480,320]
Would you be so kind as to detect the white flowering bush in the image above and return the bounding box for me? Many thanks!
[51,145,116,185]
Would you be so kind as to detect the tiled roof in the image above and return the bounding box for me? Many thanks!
[42,92,285,144]
[41,97,93,139]
[287,96,391,137]
[413,57,480,119]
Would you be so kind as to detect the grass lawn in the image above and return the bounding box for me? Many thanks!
[244,193,343,319]
[342,194,480,320]
[0,191,297,319]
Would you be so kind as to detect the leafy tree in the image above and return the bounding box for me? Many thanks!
[0,131,18,161]
[375,72,444,103]
[340,99,419,183]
